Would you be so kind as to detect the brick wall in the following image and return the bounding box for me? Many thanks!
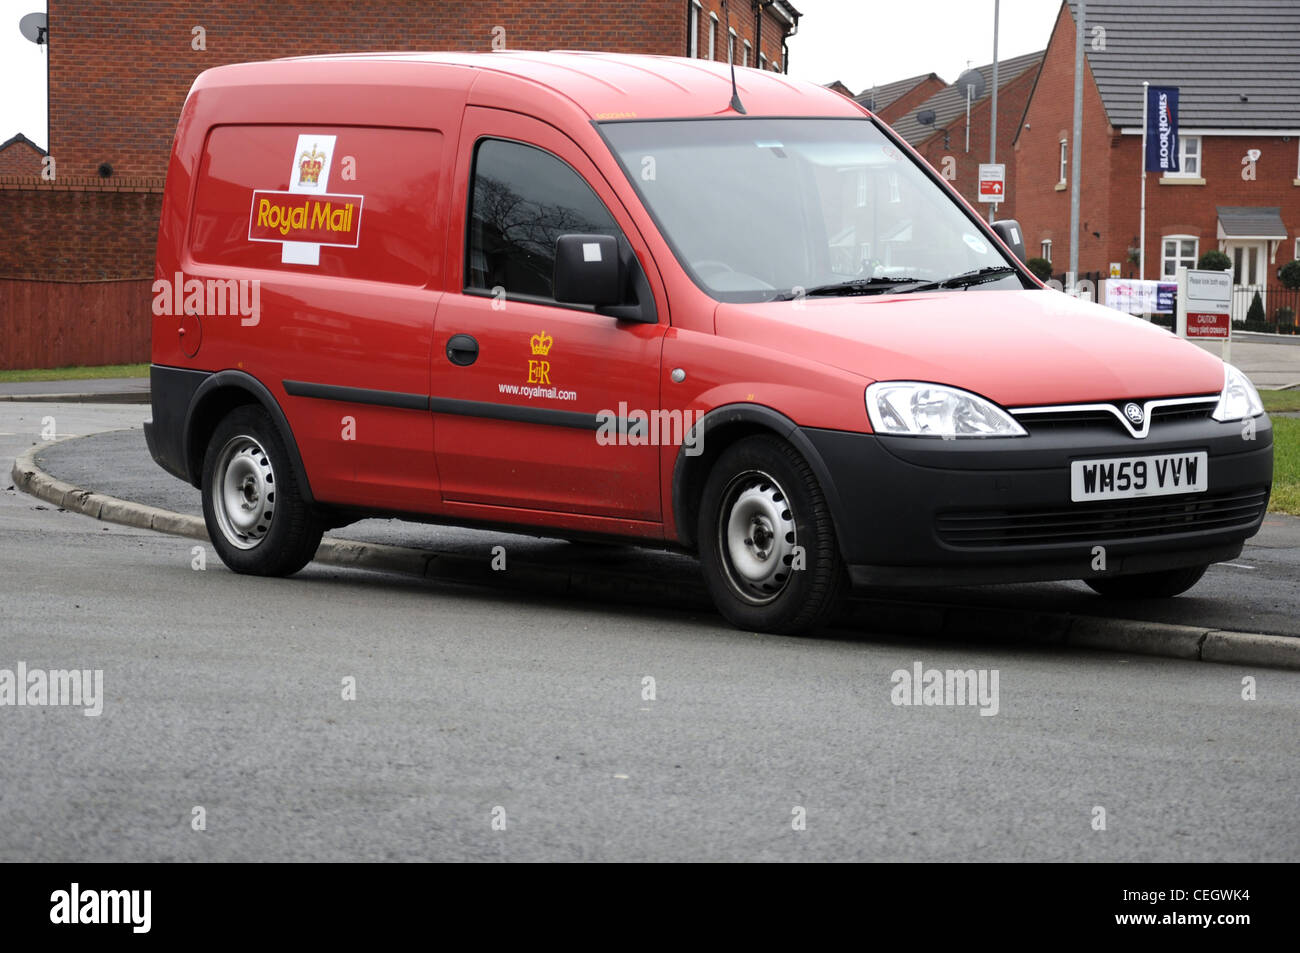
[0,179,163,281]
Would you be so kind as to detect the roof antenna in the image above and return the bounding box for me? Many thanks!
[722,0,746,114]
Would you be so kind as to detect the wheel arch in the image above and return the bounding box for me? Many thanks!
[671,403,850,555]
[183,370,315,504]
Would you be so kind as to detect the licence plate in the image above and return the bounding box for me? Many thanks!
[1070,451,1208,502]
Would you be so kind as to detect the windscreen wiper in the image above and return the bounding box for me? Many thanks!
[895,266,1019,294]
[772,276,925,300]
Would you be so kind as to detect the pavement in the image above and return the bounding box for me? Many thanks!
[0,376,150,403]
[9,401,1300,670]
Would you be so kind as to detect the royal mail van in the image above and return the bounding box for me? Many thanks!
[146,51,1272,634]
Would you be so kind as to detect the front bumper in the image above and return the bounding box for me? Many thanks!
[803,414,1273,587]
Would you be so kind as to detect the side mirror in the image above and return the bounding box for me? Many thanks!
[554,234,622,307]
[991,219,1027,263]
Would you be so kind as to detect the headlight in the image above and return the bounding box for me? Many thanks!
[866,381,1027,438]
[1211,363,1264,422]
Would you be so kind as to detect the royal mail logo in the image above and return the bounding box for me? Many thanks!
[298,142,326,187]
[248,190,364,248]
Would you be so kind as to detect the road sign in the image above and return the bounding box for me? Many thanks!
[1176,267,1233,360]
[977,163,1006,203]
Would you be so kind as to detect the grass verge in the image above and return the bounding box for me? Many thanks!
[1261,389,1300,414]
[1269,418,1300,515]
[0,363,148,383]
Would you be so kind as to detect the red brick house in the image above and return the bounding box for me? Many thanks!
[1,0,800,370]
[1014,0,1300,319]
[885,51,1044,220]
[854,72,945,125]
[0,134,47,176]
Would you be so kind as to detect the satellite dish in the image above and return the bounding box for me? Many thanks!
[956,68,986,100]
[917,109,936,126]
[19,11,47,45]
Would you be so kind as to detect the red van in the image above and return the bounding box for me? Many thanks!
[146,51,1272,634]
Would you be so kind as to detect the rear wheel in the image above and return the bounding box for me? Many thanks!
[1084,564,1208,599]
[698,435,847,634]
[201,405,322,576]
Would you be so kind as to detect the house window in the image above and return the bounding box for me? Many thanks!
[687,2,700,58]
[743,40,751,67]
[1162,235,1198,278]
[1166,135,1201,177]
[728,28,736,64]
[759,53,767,70]
[1058,139,1068,183]
[1294,237,1299,261]
[708,13,717,60]
[773,59,781,72]
[1041,240,1052,263]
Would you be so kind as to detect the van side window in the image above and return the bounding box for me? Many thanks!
[466,138,622,301]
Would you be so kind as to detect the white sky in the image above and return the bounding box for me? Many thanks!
[2,0,47,148]
[0,0,1063,152]
[786,0,1061,94]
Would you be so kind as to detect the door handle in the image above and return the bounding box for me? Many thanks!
[446,333,479,366]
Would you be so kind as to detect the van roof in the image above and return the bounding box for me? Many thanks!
[247,50,867,121]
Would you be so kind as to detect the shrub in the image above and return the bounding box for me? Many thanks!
[1247,291,1266,324]
[1025,257,1053,282]
[1197,249,1232,271]
[1279,259,1300,290]
[1275,307,1297,334]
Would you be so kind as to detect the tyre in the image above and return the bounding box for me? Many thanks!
[697,435,847,634]
[1084,564,1208,599]
[200,405,323,576]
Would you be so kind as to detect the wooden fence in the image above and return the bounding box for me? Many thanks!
[0,278,152,370]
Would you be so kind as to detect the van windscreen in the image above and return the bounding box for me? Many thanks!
[600,118,1022,303]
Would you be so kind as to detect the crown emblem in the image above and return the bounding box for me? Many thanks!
[298,143,325,186]
[530,331,553,356]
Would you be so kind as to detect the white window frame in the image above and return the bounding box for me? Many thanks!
[1058,139,1068,184]
[1041,240,1052,263]
[708,12,718,60]
[1165,135,1202,178]
[1294,237,1299,261]
[1161,234,1199,278]
[743,40,752,67]
[759,52,767,70]
[687,2,700,58]
[728,28,737,64]
[772,59,781,72]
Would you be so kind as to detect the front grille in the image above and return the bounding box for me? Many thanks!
[1013,399,1217,436]
[935,488,1268,548]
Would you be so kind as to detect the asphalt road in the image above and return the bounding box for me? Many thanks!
[31,407,1300,638]
[2,403,1298,861]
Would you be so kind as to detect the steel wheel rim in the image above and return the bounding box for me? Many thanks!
[717,469,798,605]
[211,434,275,550]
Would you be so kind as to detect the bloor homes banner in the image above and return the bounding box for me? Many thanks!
[1145,86,1180,173]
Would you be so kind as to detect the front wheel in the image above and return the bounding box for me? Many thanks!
[201,405,323,576]
[1084,564,1209,599]
[698,435,847,634]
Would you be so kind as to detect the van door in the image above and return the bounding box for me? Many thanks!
[431,109,666,526]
